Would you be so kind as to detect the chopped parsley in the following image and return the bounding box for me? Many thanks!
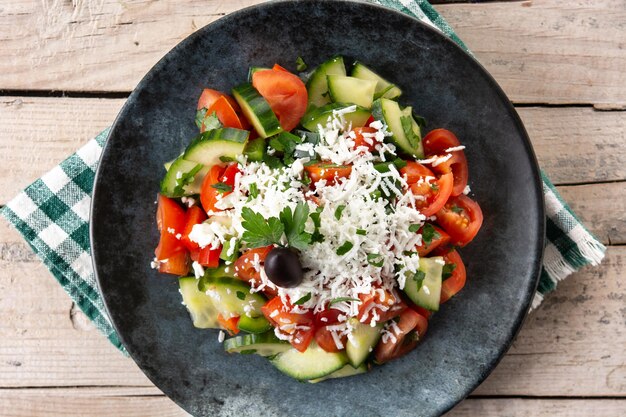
[421,223,440,245]
[236,291,246,300]
[329,297,361,306]
[197,110,222,131]
[442,263,457,281]
[310,206,325,243]
[168,164,202,197]
[413,270,426,291]
[451,205,463,214]
[430,182,439,192]
[367,253,384,267]
[336,241,354,256]
[211,182,232,194]
[293,293,312,305]
[356,229,367,236]
[295,56,307,71]
[334,205,346,220]
[248,183,259,199]
[408,224,421,233]
[219,155,235,163]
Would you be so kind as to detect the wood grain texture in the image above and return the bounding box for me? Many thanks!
[447,398,626,417]
[0,0,624,107]
[1,216,624,395]
[1,96,623,204]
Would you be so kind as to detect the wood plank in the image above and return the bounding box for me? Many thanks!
[437,0,626,108]
[1,97,623,204]
[0,387,625,417]
[1,215,624,395]
[0,0,624,107]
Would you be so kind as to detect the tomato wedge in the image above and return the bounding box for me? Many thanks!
[423,129,468,196]
[409,172,453,217]
[200,165,226,213]
[314,308,343,327]
[315,326,348,353]
[181,206,207,251]
[304,163,352,186]
[261,296,315,352]
[158,250,190,276]
[197,245,221,268]
[155,195,187,260]
[435,194,483,246]
[197,88,238,111]
[272,63,289,72]
[433,249,467,304]
[374,309,427,363]
[233,246,276,296]
[252,69,307,131]
[358,289,406,325]
[204,96,245,130]
[351,126,378,152]
[220,163,240,190]
[414,223,450,257]
[217,313,240,336]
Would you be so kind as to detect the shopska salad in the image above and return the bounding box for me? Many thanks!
[152,56,483,382]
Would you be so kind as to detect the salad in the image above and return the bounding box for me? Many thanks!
[152,56,483,382]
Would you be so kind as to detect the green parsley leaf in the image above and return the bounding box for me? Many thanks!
[367,253,384,267]
[421,223,441,245]
[240,349,257,354]
[167,163,203,197]
[392,158,408,169]
[293,293,312,305]
[195,108,207,129]
[430,182,439,192]
[413,113,427,128]
[201,111,222,131]
[334,205,346,220]
[356,229,367,236]
[219,155,235,163]
[329,297,361,306]
[301,171,312,187]
[442,263,457,281]
[310,206,325,243]
[336,241,354,256]
[408,224,421,233]
[262,153,284,169]
[413,270,426,291]
[400,115,420,149]
[451,205,463,214]
[211,182,232,194]
[295,56,307,72]
[279,202,312,251]
[240,207,284,248]
[402,250,419,257]
[248,183,259,199]
[236,291,246,300]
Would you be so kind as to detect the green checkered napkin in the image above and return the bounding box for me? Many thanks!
[0,1,606,352]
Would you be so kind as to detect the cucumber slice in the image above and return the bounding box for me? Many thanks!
[301,103,370,132]
[308,363,368,383]
[371,98,424,158]
[327,75,377,109]
[224,331,291,356]
[402,257,444,311]
[198,275,268,322]
[232,83,282,138]
[160,157,204,198]
[183,128,249,166]
[179,276,220,329]
[270,342,348,381]
[351,62,402,100]
[346,318,382,367]
[306,56,346,108]
[247,66,270,82]
[401,106,425,158]
[243,138,266,162]
[237,314,272,334]
[202,263,236,281]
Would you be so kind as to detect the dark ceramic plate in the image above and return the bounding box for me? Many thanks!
[91,1,544,416]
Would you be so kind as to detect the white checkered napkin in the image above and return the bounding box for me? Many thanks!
[0,0,607,350]
[2,129,125,352]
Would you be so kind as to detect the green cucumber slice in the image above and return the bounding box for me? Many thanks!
[243,138,266,162]
[402,257,444,311]
[202,263,236,281]
[224,331,291,356]
[327,75,377,108]
[371,98,424,158]
[198,275,267,321]
[301,103,370,132]
[179,276,220,329]
[237,315,272,334]
[351,62,402,100]
[232,83,282,138]
[270,342,348,381]
[247,66,270,82]
[306,56,346,108]
[160,157,204,198]
[401,106,424,158]
[308,363,368,383]
[183,128,249,166]
[346,317,382,367]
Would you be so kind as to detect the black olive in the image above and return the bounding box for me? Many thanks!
[264,247,304,288]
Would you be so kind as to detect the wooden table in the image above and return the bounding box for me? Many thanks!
[1,0,624,415]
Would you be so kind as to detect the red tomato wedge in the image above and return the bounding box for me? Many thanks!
[155,195,187,260]
[233,246,276,296]
[414,223,450,257]
[217,314,240,336]
[434,249,467,304]
[435,194,483,246]
[358,289,406,325]
[200,165,226,213]
[423,129,468,196]
[181,206,207,251]
[374,309,427,363]
[272,63,289,72]
[261,296,315,352]
[197,88,238,111]
[252,69,307,131]
[408,172,453,217]
[220,163,240,190]
[204,96,245,130]
[351,126,378,152]
[197,245,221,268]
[158,250,190,276]
[314,308,343,327]
[315,326,348,353]
[400,161,434,185]
[304,163,352,185]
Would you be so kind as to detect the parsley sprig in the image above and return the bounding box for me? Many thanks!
[240,202,313,250]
